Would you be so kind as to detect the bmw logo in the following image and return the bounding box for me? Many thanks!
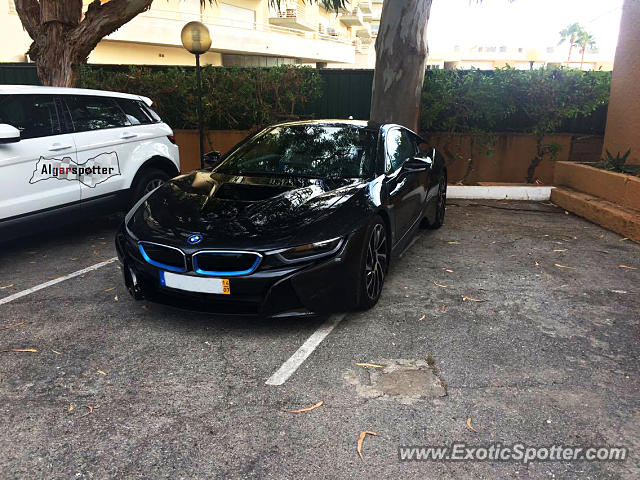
[187,234,203,245]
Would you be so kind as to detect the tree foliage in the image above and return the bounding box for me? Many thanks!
[77,65,323,130]
[421,69,514,133]
[421,67,610,135]
[558,22,597,68]
[558,22,583,64]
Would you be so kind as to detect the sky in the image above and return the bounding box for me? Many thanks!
[427,0,624,59]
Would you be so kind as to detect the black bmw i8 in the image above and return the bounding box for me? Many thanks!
[116,120,447,317]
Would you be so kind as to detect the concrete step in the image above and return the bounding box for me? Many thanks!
[551,187,640,243]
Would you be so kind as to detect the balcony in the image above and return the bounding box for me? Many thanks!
[339,6,364,26]
[101,7,355,65]
[352,37,371,53]
[356,24,373,44]
[358,1,373,15]
[269,3,316,32]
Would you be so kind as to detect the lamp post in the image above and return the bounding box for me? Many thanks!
[181,21,212,168]
[525,49,540,70]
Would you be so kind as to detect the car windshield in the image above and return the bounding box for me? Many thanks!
[216,124,377,179]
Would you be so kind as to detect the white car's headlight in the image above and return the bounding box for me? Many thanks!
[277,237,343,263]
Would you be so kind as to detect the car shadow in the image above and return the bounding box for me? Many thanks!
[0,213,124,258]
[131,300,331,337]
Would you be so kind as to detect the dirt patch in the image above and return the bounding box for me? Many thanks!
[344,358,447,405]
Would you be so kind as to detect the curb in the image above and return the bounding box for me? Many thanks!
[447,186,554,201]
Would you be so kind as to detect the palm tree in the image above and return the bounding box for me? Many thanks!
[577,31,597,70]
[558,22,583,66]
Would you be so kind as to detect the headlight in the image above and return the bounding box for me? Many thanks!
[277,237,343,263]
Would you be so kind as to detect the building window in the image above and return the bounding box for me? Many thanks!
[221,54,301,67]
[546,47,554,53]
[499,46,507,53]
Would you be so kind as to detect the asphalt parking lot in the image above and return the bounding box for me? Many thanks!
[1,200,638,479]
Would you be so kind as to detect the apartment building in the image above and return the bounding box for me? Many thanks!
[427,44,613,71]
[0,0,381,68]
[1,1,610,72]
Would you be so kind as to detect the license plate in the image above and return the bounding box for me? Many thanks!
[160,271,230,295]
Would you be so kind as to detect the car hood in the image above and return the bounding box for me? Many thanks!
[127,170,371,250]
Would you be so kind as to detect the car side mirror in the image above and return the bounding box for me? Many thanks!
[418,142,430,153]
[203,150,222,168]
[403,156,433,171]
[0,124,20,144]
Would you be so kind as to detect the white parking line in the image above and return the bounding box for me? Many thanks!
[265,313,347,386]
[0,257,118,306]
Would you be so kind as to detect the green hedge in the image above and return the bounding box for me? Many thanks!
[77,65,323,130]
[76,65,611,135]
[421,68,611,135]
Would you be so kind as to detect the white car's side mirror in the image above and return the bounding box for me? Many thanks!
[0,124,21,144]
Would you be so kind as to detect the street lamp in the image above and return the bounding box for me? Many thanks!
[525,49,539,70]
[181,21,212,168]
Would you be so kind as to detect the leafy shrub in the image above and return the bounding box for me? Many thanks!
[421,69,514,133]
[77,65,323,130]
[421,67,610,134]
[421,67,611,182]
[596,149,640,176]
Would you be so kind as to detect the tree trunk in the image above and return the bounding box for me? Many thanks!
[580,48,585,70]
[369,0,432,131]
[15,0,154,87]
[24,0,83,86]
[460,135,476,184]
[31,25,86,87]
[526,135,545,183]
[567,40,574,65]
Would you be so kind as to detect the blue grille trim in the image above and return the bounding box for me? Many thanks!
[138,242,187,273]
[192,251,262,277]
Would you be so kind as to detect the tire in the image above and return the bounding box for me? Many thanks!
[422,173,447,229]
[130,168,170,206]
[356,216,389,310]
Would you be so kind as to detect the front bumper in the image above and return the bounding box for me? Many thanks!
[115,223,366,317]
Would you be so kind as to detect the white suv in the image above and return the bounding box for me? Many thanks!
[0,85,180,240]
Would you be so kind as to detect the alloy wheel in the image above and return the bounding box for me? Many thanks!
[365,223,387,300]
[436,177,447,224]
[144,178,165,194]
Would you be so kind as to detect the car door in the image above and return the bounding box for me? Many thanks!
[63,94,139,204]
[383,127,422,242]
[0,93,80,221]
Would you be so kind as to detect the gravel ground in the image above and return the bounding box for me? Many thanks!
[0,200,638,479]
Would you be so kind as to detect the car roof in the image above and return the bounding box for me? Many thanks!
[273,119,384,131]
[0,85,153,106]
[270,119,424,138]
